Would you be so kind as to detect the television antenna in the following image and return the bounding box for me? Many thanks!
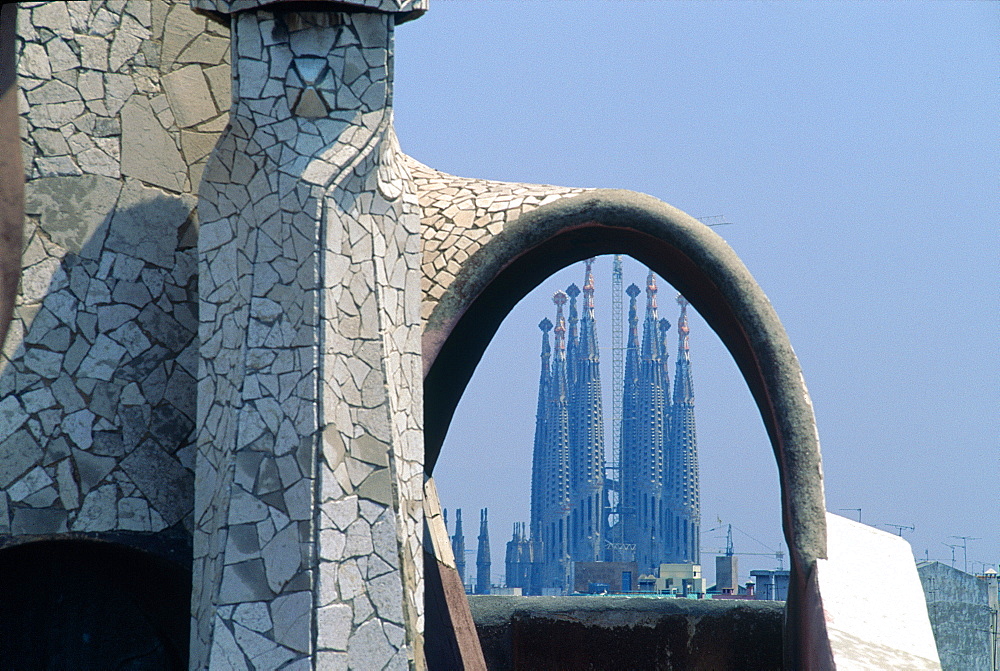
[838,508,862,523]
[942,542,961,568]
[950,536,980,574]
[884,523,914,537]
[696,215,735,228]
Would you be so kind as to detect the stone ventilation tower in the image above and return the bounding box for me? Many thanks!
[567,259,606,563]
[669,295,700,564]
[475,508,491,595]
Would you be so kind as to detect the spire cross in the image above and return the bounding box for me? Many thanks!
[552,290,568,349]
[645,271,658,310]
[583,257,596,307]
[677,293,690,352]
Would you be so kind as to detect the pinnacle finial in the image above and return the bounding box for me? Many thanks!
[677,293,690,351]
[625,283,641,299]
[566,283,581,299]
[553,291,568,343]
[539,317,553,332]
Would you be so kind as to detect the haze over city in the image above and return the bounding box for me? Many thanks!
[393,2,998,586]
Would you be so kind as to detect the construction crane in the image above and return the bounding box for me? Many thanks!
[609,255,624,547]
[702,523,785,570]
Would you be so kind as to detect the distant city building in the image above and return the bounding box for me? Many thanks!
[716,554,740,594]
[507,260,702,594]
[637,563,706,597]
[917,561,999,671]
[750,569,790,601]
[571,561,638,594]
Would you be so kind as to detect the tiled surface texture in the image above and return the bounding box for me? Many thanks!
[5,3,596,669]
[408,157,588,323]
[1,0,230,542]
[193,10,423,669]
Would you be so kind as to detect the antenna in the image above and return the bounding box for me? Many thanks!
[884,523,914,537]
[942,542,960,568]
[695,215,735,228]
[950,536,981,574]
[838,508,862,523]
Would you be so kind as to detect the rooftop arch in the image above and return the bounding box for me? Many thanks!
[421,187,827,664]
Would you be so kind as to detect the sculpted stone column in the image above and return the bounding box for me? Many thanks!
[192,3,425,667]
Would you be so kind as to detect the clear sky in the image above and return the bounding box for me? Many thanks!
[393,2,999,586]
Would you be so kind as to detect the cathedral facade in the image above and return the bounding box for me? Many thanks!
[509,260,701,594]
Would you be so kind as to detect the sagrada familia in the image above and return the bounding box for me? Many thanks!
[500,261,701,595]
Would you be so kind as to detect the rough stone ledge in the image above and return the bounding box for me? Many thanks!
[469,595,785,671]
[0,524,193,570]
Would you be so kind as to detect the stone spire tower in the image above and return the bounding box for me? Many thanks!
[529,317,553,594]
[630,272,670,571]
[565,283,580,386]
[475,508,492,595]
[541,291,572,591]
[451,508,467,588]
[669,295,700,564]
[618,282,643,562]
[567,259,606,562]
[505,522,532,591]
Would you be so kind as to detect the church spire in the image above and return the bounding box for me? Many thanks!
[669,293,700,564]
[641,271,660,363]
[568,259,605,562]
[476,508,492,594]
[545,291,572,590]
[565,283,580,385]
[452,508,466,589]
[529,317,553,557]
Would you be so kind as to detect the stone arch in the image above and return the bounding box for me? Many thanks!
[422,188,827,661]
[0,538,191,668]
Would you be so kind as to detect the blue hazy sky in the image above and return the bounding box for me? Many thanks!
[393,2,999,585]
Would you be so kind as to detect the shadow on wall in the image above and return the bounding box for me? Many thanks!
[0,175,197,546]
[0,539,191,669]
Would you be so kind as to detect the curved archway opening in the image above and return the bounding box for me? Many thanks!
[422,190,827,663]
[0,538,191,669]
[433,254,784,592]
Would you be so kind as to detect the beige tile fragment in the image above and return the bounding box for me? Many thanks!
[181,130,219,164]
[160,3,205,69]
[178,33,229,65]
[162,64,216,127]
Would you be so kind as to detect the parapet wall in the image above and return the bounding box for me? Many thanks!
[468,595,785,670]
